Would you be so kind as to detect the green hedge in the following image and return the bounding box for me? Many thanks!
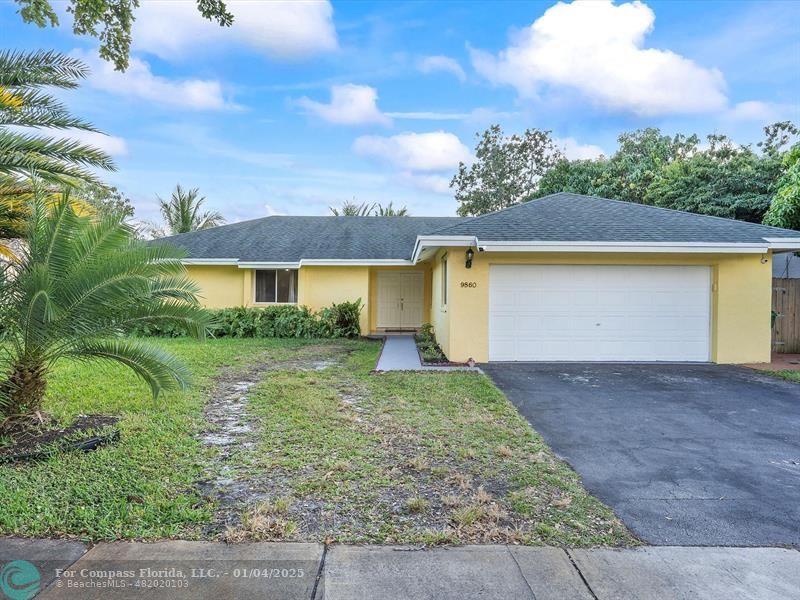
[132,300,363,339]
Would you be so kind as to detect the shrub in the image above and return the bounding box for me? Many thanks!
[415,323,447,363]
[318,299,363,338]
[132,299,363,340]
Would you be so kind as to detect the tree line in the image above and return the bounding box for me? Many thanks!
[451,123,800,230]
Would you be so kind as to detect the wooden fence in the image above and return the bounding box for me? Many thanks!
[772,278,800,353]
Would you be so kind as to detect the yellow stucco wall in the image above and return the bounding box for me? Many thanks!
[184,265,247,308]
[297,266,370,333]
[439,249,773,365]
[186,251,773,365]
[186,265,371,333]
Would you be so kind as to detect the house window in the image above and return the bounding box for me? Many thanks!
[441,254,448,306]
[255,269,298,303]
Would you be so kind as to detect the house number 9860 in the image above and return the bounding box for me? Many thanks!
[460,281,477,288]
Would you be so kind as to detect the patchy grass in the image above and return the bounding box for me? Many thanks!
[0,338,296,540]
[241,341,636,547]
[764,370,800,383]
[0,338,635,547]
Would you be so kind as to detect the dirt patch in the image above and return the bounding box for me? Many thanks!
[0,414,119,462]
[196,344,354,535]
[223,370,600,545]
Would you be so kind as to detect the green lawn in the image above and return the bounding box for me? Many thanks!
[0,338,635,547]
[0,339,288,540]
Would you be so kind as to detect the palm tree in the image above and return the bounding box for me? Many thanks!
[329,200,409,216]
[0,50,115,183]
[152,185,225,237]
[329,200,375,216]
[375,202,409,216]
[0,175,95,259]
[0,183,210,417]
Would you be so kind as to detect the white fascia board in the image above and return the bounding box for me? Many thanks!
[479,241,769,254]
[299,259,413,266]
[238,261,300,269]
[182,258,239,265]
[412,235,478,263]
[237,259,413,269]
[764,238,800,250]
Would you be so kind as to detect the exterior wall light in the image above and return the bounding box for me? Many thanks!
[465,247,474,269]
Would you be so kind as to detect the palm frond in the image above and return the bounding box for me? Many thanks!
[0,50,89,89]
[0,129,115,183]
[1,88,99,130]
[157,185,225,234]
[0,185,208,414]
[67,338,192,398]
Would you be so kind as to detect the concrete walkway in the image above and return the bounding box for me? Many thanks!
[2,538,797,599]
[375,335,422,371]
[374,335,480,372]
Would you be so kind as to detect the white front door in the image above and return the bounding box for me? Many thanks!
[377,271,425,329]
[489,265,711,362]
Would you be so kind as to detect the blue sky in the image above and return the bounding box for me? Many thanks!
[2,0,799,223]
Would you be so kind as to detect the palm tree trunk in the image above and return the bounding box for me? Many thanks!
[0,359,47,416]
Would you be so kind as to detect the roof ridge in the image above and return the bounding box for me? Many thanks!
[428,193,568,235]
[432,192,799,237]
[558,192,798,234]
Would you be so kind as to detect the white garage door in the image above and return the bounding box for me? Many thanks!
[489,265,711,362]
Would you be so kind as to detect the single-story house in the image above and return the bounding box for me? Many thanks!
[160,192,800,364]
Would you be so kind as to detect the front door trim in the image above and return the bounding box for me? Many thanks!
[376,271,424,329]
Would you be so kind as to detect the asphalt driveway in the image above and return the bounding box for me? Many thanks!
[482,363,800,546]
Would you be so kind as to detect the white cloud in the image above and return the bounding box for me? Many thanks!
[724,100,796,122]
[263,204,286,217]
[133,0,337,61]
[385,108,523,123]
[555,137,605,160]
[79,52,233,110]
[470,0,727,116]
[418,55,467,82]
[398,172,452,195]
[385,111,471,121]
[297,84,391,126]
[353,131,471,172]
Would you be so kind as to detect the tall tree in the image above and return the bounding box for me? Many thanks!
[536,159,609,199]
[450,125,563,216]
[12,0,234,71]
[150,185,225,237]
[72,180,135,220]
[593,128,699,204]
[0,184,209,416]
[0,50,115,183]
[646,132,788,223]
[763,144,800,230]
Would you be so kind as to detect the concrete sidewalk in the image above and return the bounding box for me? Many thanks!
[374,335,480,372]
[2,538,797,599]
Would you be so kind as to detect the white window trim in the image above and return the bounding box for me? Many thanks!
[441,253,448,310]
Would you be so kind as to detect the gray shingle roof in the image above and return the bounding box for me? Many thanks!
[157,193,800,262]
[158,216,465,261]
[431,193,800,243]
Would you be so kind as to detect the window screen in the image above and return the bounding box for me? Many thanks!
[255,270,298,303]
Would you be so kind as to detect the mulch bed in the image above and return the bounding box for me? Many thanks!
[0,414,120,463]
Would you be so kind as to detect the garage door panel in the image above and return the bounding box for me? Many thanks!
[489,265,711,362]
